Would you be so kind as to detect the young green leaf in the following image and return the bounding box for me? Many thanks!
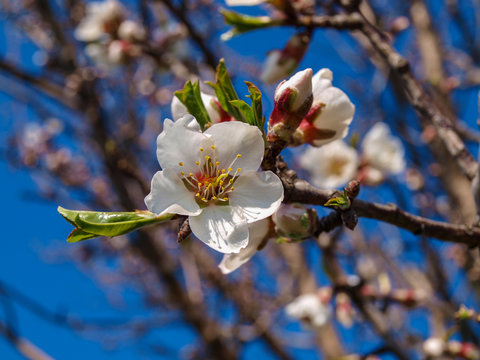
[58,207,175,243]
[229,99,254,125]
[174,81,211,130]
[246,81,263,128]
[324,190,351,210]
[211,59,246,123]
[221,10,283,40]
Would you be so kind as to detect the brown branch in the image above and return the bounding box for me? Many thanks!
[0,320,53,360]
[284,176,480,247]
[294,13,478,181]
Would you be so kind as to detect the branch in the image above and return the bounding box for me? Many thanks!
[294,13,478,181]
[0,320,53,360]
[284,174,480,247]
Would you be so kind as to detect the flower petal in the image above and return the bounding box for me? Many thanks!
[311,87,355,146]
[218,218,270,274]
[312,68,333,98]
[156,116,213,173]
[189,205,249,254]
[145,169,201,216]
[229,170,284,223]
[205,122,264,172]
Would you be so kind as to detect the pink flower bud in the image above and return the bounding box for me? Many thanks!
[267,69,313,142]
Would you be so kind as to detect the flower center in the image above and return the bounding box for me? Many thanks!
[178,145,242,206]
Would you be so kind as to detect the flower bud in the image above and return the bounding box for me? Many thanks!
[447,341,480,359]
[423,337,445,357]
[118,20,146,42]
[272,203,314,239]
[268,69,313,142]
[261,32,311,85]
[293,68,354,146]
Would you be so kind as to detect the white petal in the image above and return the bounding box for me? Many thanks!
[75,21,104,42]
[361,123,405,174]
[229,171,284,223]
[312,68,333,98]
[275,68,313,111]
[156,115,213,173]
[171,95,188,121]
[189,205,249,254]
[205,122,264,172]
[145,169,201,216]
[299,141,359,189]
[201,93,222,124]
[311,87,355,146]
[218,218,270,274]
[171,93,221,124]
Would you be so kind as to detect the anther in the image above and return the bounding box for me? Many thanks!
[216,161,220,166]
[237,154,242,158]
[181,171,185,176]
[200,148,204,152]
[205,156,210,161]
[211,145,215,150]
[189,172,194,177]
[195,161,200,165]
[179,162,184,166]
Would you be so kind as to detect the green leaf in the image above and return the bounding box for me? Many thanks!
[324,190,351,210]
[245,81,263,128]
[174,81,211,131]
[211,59,246,123]
[221,10,283,40]
[229,99,254,125]
[67,228,98,243]
[58,207,175,243]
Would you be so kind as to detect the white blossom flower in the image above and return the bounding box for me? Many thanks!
[294,68,355,146]
[145,116,284,254]
[118,20,146,42]
[218,218,270,274]
[171,92,229,124]
[361,122,405,175]
[299,140,359,189]
[74,0,125,42]
[285,293,332,329]
[423,338,445,357]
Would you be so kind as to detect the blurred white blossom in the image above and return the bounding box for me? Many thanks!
[361,122,405,175]
[74,0,125,42]
[285,293,331,329]
[299,140,359,189]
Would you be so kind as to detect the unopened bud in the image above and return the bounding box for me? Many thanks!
[268,69,313,142]
[261,32,311,85]
[272,203,314,239]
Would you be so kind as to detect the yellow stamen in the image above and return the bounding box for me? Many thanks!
[200,148,204,152]
[237,154,242,158]
[222,169,226,173]
[231,187,235,191]
[216,161,220,166]
[196,193,200,197]
[205,156,210,161]
[212,196,217,200]
[180,171,185,176]
[211,145,215,150]
[179,162,184,166]
[195,161,200,165]
[189,172,194,177]
[223,197,228,201]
